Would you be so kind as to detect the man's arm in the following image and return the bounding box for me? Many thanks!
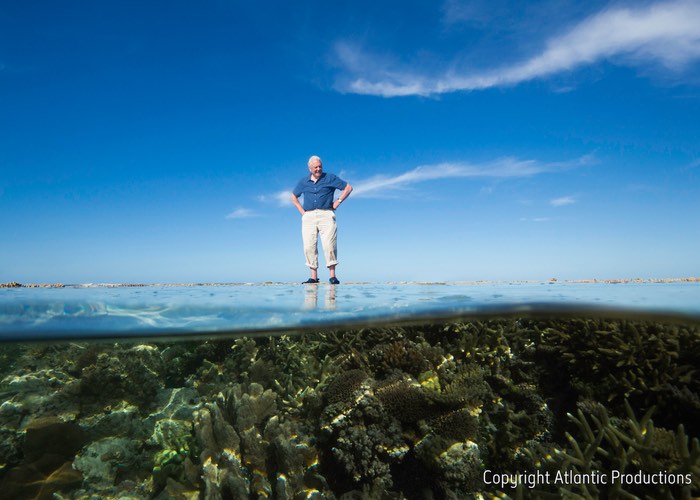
[291,193,305,216]
[332,183,353,210]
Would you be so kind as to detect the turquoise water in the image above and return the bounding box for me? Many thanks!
[0,282,699,498]
[2,281,699,339]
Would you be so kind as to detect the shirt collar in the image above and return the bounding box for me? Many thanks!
[308,172,325,183]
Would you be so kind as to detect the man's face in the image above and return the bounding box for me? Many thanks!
[308,159,323,178]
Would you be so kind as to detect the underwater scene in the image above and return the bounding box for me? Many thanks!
[1,282,699,499]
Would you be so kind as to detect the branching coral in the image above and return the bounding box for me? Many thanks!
[533,319,700,432]
[502,399,700,499]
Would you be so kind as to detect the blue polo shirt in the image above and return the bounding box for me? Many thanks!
[293,173,348,211]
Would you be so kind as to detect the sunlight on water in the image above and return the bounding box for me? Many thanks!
[2,281,699,339]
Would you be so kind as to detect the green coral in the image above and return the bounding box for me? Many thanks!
[149,419,196,490]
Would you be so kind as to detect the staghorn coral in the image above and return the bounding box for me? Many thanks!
[525,318,700,434]
[477,371,554,474]
[505,399,700,499]
[440,362,490,405]
[436,319,518,376]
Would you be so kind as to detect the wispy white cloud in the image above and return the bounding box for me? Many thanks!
[335,0,700,97]
[550,196,576,207]
[225,207,259,219]
[352,156,588,197]
[257,191,293,206]
[258,155,591,207]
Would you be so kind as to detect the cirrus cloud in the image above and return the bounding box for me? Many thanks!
[260,154,592,206]
[334,0,700,97]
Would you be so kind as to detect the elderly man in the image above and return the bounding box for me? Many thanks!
[291,155,353,284]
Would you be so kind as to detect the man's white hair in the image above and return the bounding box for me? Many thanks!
[308,155,322,166]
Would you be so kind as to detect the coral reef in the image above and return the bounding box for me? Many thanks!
[318,363,494,495]
[192,382,326,498]
[504,399,700,499]
[79,343,165,410]
[0,316,697,498]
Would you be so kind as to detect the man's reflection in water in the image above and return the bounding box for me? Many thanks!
[326,284,336,309]
[303,284,337,310]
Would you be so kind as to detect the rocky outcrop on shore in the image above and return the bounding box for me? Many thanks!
[1,283,65,288]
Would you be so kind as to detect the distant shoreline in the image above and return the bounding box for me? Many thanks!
[2,277,699,288]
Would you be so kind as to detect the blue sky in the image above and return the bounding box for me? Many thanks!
[1,0,699,284]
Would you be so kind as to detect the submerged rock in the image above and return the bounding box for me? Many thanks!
[73,437,141,489]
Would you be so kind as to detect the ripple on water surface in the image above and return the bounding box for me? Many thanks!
[1,281,700,340]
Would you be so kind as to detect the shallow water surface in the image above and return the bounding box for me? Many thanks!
[2,281,699,339]
[0,283,699,498]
